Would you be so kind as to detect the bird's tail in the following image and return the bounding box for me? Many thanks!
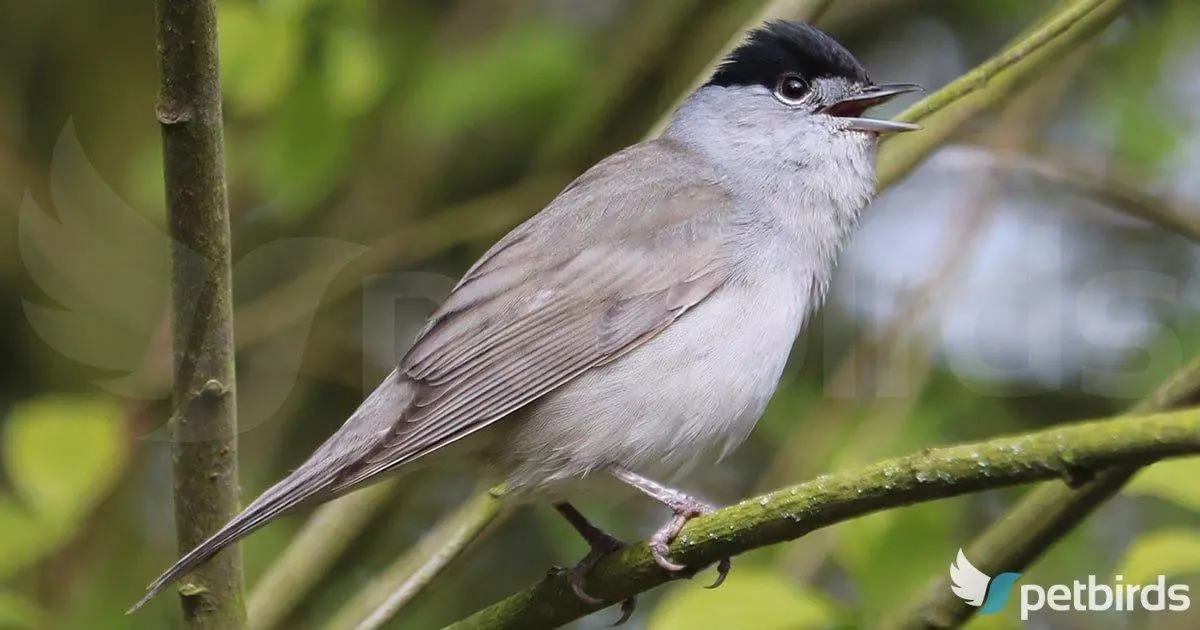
[128,370,412,613]
[126,459,338,613]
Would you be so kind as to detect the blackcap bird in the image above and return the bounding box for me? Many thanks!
[131,20,919,620]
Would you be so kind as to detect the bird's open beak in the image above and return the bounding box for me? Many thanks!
[823,83,923,134]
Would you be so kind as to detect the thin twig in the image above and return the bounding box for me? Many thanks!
[897,0,1105,124]
[246,483,395,630]
[940,144,1200,245]
[327,489,505,630]
[876,0,1128,189]
[154,0,246,626]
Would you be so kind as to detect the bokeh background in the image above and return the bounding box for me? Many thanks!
[2,0,1200,628]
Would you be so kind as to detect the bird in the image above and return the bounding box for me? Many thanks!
[130,20,919,622]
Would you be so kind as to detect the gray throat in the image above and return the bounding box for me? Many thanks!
[662,84,878,295]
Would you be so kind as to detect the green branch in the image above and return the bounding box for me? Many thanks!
[246,484,394,630]
[959,146,1200,246]
[325,489,505,630]
[154,0,245,627]
[894,0,1106,125]
[444,408,1200,630]
[886,358,1200,629]
[877,0,1128,189]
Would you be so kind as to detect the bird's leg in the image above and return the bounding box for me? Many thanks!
[554,502,637,625]
[608,467,732,588]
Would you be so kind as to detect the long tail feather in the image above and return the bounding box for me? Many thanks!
[126,465,336,613]
[128,371,413,613]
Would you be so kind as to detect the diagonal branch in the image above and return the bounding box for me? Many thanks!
[885,357,1200,629]
[445,408,1200,630]
[876,0,1128,189]
[941,145,1200,246]
[325,488,505,630]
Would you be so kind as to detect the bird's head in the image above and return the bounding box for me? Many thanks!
[668,21,920,174]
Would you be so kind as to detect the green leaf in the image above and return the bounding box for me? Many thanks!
[218,3,302,115]
[258,71,352,210]
[1117,529,1200,584]
[1126,459,1200,513]
[833,509,898,576]
[324,29,386,117]
[407,23,582,140]
[647,568,836,630]
[0,498,53,579]
[835,502,954,621]
[3,396,125,530]
[0,591,42,629]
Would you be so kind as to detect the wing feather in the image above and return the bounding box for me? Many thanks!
[330,139,735,492]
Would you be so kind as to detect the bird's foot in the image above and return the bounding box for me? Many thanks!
[609,468,732,588]
[554,503,638,625]
[647,496,731,588]
[566,532,637,625]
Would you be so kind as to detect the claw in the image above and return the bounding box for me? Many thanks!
[705,557,731,589]
[564,544,640,620]
[650,542,688,572]
[567,570,605,605]
[611,596,637,626]
[553,503,638,621]
[607,469,738,589]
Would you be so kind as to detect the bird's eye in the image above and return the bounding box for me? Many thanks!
[774,74,810,104]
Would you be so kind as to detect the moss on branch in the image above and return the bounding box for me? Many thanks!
[445,408,1200,629]
[886,357,1200,629]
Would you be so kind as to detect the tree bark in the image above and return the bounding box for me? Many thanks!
[155,0,246,627]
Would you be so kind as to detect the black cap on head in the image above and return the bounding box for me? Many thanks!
[707,21,869,89]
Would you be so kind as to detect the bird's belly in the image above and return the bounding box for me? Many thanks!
[496,277,811,498]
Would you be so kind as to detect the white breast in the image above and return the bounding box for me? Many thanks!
[499,271,813,497]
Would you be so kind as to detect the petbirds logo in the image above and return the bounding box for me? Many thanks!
[948,548,1191,620]
[949,549,1022,615]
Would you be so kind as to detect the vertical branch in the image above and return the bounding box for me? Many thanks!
[155,0,246,628]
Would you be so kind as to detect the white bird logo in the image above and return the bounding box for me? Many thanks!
[949,548,991,607]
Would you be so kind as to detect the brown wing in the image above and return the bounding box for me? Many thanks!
[328,142,736,490]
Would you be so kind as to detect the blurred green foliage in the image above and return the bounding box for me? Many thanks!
[648,569,840,629]
[0,398,125,628]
